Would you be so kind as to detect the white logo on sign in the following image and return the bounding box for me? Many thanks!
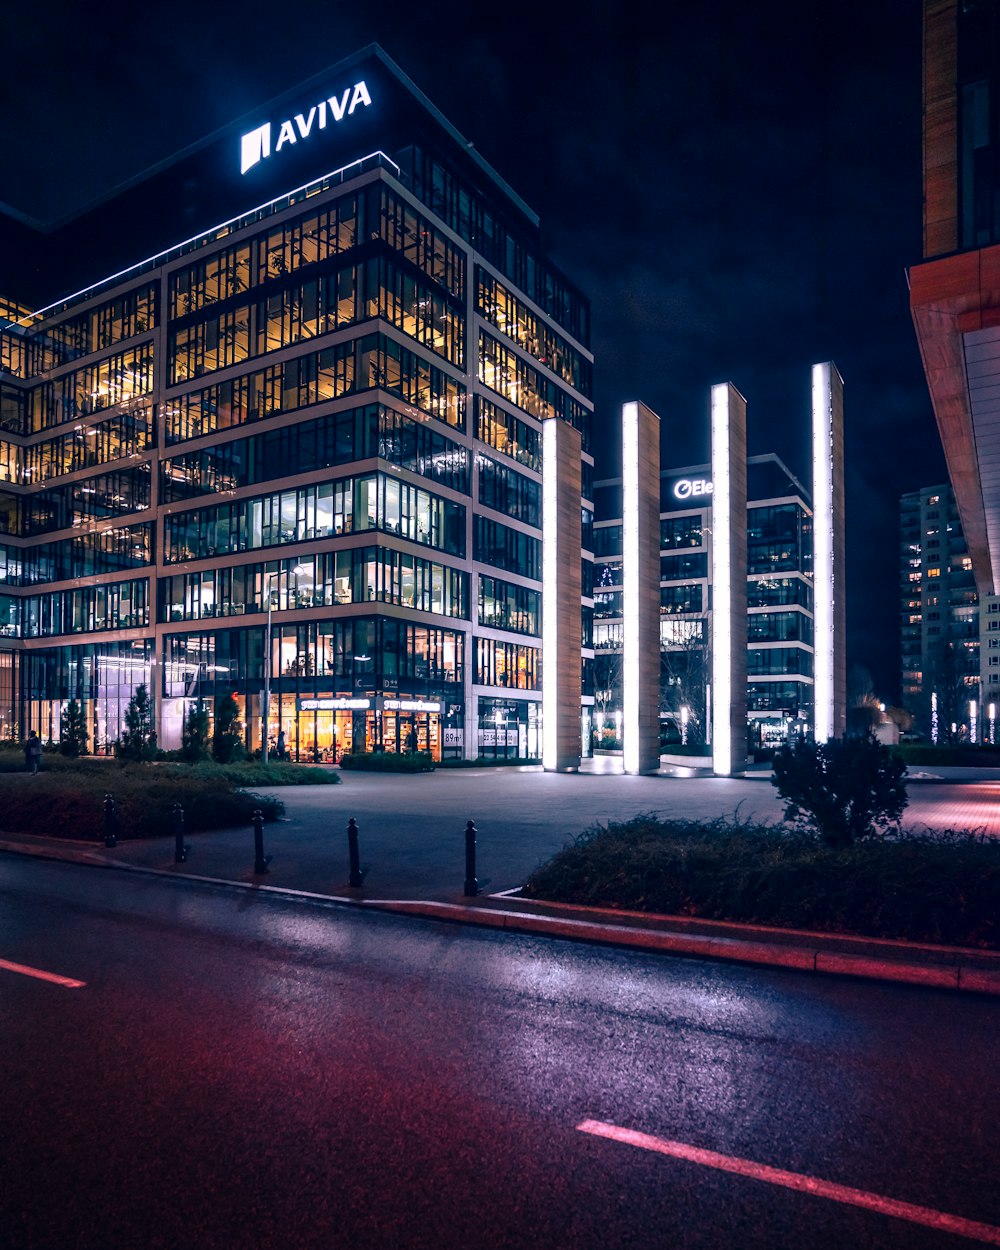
[673,478,713,500]
[240,81,373,175]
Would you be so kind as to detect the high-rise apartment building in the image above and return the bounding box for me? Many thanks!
[0,47,594,761]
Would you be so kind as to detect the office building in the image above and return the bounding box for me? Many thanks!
[592,453,814,753]
[0,46,595,761]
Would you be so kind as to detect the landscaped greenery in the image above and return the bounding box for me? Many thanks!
[0,752,340,841]
[891,743,1000,767]
[522,815,1000,948]
[436,757,540,768]
[339,751,434,772]
[0,765,285,840]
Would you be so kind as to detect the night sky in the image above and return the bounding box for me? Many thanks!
[2,0,938,699]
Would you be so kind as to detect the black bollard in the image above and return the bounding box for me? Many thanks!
[172,803,190,864]
[464,819,478,897]
[103,792,117,848]
[252,808,271,874]
[347,817,362,887]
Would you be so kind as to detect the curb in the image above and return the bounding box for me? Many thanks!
[2,839,999,996]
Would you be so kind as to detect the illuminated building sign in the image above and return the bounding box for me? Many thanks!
[673,477,713,500]
[383,699,442,713]
[241,81,373,174]
[298,697,371,711]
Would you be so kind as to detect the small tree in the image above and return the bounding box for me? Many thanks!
[772,734,908,848]
[181,700,210,763]
[117,683,154,763]
[59,699,88,757]
[212,692,242,764]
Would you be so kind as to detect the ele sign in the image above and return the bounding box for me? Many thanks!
[672,477,713,500]
[240,80,373,175]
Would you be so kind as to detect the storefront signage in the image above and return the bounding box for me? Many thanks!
[240,81,373,174]
[383,699,443,713]
[298,697,370,711]
[673,477,713,500]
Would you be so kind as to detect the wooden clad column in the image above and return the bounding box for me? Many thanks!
[622,400,661,774]
[711,383,748,776]
[542,417,582,771]
[812,362,847,741]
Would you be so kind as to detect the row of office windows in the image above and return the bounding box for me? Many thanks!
[164,332,466,443]
[161,402,470,504]
[159,544,469,624]
[476,637,540,690]
[19,407,155,487]
[162,617,464,694]
[0,524,153,587]
[163,472,466,564]
[474,516,542,581]
[25,342,154,432]
[21,578,149,639]
[477,453,540,527]
[477,269,592,397]
[18,285,157,378]
[168,252,464,384]
[478,331,591,452]
[8,466,151,538]
[478,574,540,637]
[169,184,465,320]
[475,396,541,474]
[407,144,590,346]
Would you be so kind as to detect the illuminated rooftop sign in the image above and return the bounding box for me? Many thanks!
[241,81,373,175]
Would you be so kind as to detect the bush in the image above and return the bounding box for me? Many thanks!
[521,815,1000,948]
[181,702,210,763]
[0,766,284,839]
[188,760,339,786]
[339,751,434,772]
[772,735,907,847]
[212,693,242,764]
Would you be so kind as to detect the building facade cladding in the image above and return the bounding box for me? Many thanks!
[899,483,980,737]
[592,456,814,752]
[0,48,595,761]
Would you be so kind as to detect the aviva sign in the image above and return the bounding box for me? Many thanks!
[240,81,373,175]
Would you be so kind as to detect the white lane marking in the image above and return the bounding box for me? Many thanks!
[0,957,85,989]
[577,1119,1000,1245]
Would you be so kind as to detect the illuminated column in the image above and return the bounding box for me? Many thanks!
[622,400,662,774]
[542,417,582,771]
[710,383,748,777]
[812,362,846,742]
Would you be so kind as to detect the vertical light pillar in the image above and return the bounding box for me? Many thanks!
[812,362,846,742]
[710,383,748,776]
[542,417,582,771]
[622,400,662,774]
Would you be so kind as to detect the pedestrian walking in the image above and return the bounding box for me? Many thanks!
[24,730,42,775]
[276,728,286,761]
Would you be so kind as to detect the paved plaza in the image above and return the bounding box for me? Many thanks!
[72,762,1000,902]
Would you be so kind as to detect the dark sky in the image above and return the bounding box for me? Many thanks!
[1,0,940,699]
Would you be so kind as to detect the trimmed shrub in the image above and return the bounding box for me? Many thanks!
[522,815,1000,948]
[436,757,540,768]
[772,735,907,847]
[0,766,284,839]
[339,751,434,772]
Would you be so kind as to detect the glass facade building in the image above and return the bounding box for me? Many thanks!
[0,48,594,761]
[593,455,813,752]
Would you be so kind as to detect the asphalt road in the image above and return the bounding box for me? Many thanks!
[2,856,999,1249]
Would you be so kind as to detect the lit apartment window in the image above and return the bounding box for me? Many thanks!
[927,495,940,504]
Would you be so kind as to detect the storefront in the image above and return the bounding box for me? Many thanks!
[295,695,445,760]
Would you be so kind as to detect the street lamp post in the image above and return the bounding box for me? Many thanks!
[263,563,307,762]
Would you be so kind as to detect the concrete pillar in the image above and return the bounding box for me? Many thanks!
[812,362,847,742]
[542,417,582,771]
[710,383,748,776]
[622,400,662,774]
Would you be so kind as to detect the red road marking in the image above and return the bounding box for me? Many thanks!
[0,957,85,988]
[577,1119,1000,1245]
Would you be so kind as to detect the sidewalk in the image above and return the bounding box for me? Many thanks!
[2,765,999,996]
